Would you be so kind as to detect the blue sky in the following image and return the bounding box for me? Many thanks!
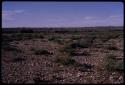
[2,2,123,27]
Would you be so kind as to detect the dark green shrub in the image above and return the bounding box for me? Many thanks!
[33,77,51,84]
[34,49,53,55]
[107,46,118,50]
[55,57,76,66]
[104,54,124,71]
[61,44,75,53]
[77,38,94,48]
[70,51,90,56]
[113,60,124,71]
[39,35,44,39]
[78,63,94,72]
[20,29,34,33]
[48,36,58,41]
[2,42,22,52]
[62,37,94,53]
[12,57,25,62]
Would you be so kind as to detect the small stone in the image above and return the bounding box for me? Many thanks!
[118,76,123,81]
[112,72,116,75]
[77,72,81,77]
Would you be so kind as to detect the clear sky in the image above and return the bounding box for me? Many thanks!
[2,2,123,28]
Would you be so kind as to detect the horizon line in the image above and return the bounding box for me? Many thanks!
[2,26,123,28]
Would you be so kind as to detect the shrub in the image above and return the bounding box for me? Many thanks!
[77,38,94,48]
[55,57,77,66]
[78,63,94,72]
[48,36,59,41]
[20,29,34,33]
[30,47,35,51]
[2,41,10,50]
[33,77,51,84]
[12,57,25,62]
[34,49,53,55]
[70,51,90,56]
[2,43,22,53]
[114,60,124,71]
[104,54,124,71]
[71,36,82,40]
[48,36,63,44]
[48,37,56,41]
[10,33,24,41]
[61,44,75,53]
[2,34,13,42]
[107,46,118,50]
[39,35,44,39]
[61,37,93,54]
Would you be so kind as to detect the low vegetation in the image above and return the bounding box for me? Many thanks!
[12,57,25,62]
[55,57,79,66]
[34,49,53,55]
[2,27,123,84]
[70,51,90,56]
[104,54,124,71]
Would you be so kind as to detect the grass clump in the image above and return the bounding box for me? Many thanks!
[2,41,22,53]
[61,44,75,53]
[107,46,118,50]
[48,36,63,44]
[77,38,94,48]
[61,37,94,54]
[104,54,124,71]
[55,57,77,66]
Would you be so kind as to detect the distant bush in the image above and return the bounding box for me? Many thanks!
[2,34,14,42]
[99,33,120,42]
[39,35,44,39]
[9,33,44,41]
[71,36,82,40]
[48,36,57,41]
[20,29,34,33]
[48,36,63,44]
[10,33,24,41]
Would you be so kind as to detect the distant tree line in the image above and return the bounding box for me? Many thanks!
[20,29,34,33]
[2,26,123,33]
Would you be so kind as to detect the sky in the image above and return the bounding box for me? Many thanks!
[2,2,123,28]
